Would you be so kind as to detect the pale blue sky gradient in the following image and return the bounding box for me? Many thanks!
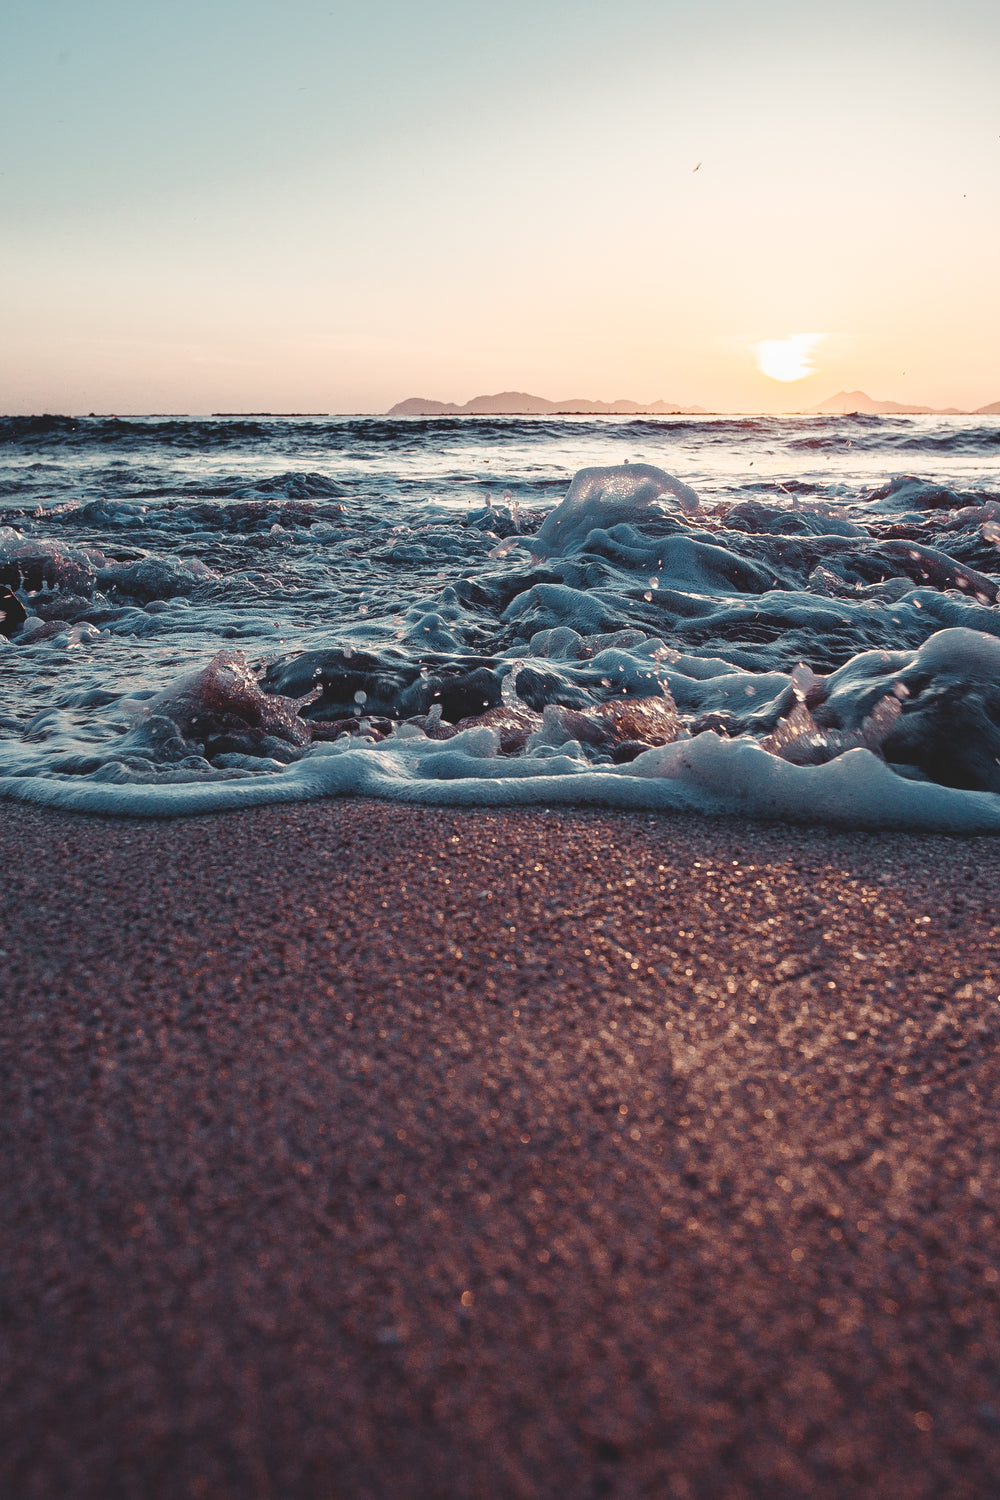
[3,0,998,412]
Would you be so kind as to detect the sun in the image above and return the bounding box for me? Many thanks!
[752,333,826,383]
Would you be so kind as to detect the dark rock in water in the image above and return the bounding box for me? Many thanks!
[98,557,207,603]
[17,617,74,643]
[263,648,505,724]
[452,704,540,754]
[514,667,592,712]
[432,665,503,721]
[264,648,421,719]
[612,740,652,763]
[134,651,311,765]
[881,684,1000,792]
[814,628,1000,792]
[595,694,682,746]
[203,730,304,764]
[310,715,395,743]
[863,476,989,512]
[26,591,100,624]
[178,498,345,532]
[690,683,797,739]
[0,550,97,596]
[1,586,26,637]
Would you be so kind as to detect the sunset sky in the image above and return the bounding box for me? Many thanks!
[3,0,998,415]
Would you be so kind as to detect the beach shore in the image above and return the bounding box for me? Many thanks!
[2,798,999,1498]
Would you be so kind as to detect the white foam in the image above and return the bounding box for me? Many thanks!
[4,723,1000,832]
[532,464,700,557]
[5,432,1000,834]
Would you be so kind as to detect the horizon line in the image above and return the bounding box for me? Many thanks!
[4,402,999,419]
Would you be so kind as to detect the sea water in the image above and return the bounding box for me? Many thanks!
[1,411,999,830]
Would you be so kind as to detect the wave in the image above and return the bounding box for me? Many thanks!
[2,457,1000,830]
[4,717,1000,833]
[790,420,1000,456]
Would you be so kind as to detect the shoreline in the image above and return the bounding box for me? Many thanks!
[2,800,999,1497]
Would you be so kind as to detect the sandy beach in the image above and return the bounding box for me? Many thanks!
[2,798,999,1498]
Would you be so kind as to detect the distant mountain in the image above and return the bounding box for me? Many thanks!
[807,390,974,416]
[389,388,997,419]
[389,397,467,416]
[388,391,707,417]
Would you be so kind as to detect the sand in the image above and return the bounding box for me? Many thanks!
[1,797,999,1499]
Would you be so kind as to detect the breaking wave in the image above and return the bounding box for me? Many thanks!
[2,413,999,829]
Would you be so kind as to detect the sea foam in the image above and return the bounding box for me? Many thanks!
[1,424,999,830]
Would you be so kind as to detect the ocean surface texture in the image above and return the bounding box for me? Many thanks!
[1,412,999,829]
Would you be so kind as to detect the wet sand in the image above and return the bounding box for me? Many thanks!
[2,798,999,1499]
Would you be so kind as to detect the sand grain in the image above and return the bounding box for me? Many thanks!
[2,800,999,1498]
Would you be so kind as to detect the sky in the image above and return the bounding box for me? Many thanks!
[2,0,998,414]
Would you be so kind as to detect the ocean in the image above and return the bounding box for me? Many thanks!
[1,411,999,829]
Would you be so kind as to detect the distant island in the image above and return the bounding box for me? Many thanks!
[387,389,1000,418]
[387,391,708,417]
[806,390,1000,416]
